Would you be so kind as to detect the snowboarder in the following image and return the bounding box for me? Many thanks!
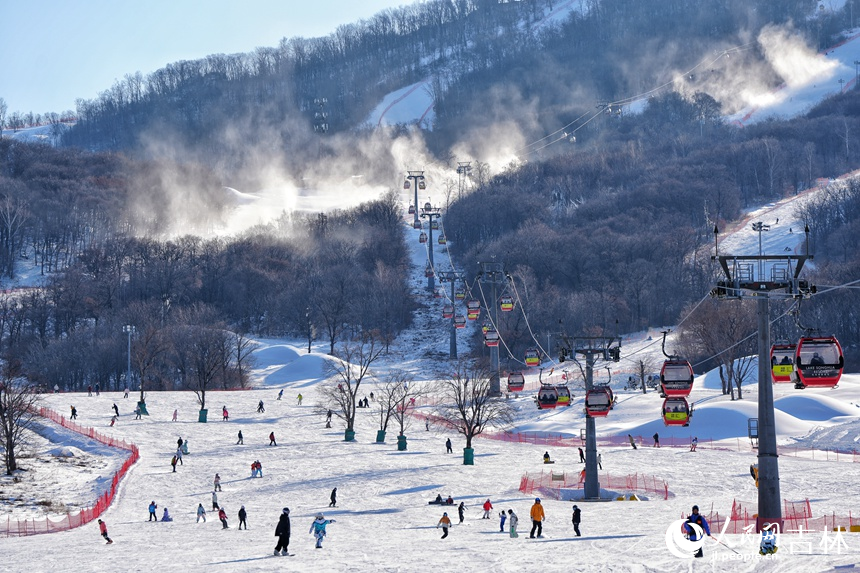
[212,491,220,510]
[653,432,660,447]
[170,455,178,472]
[112,403,119,416]
[543,451,552,463]
[257,400,265,413]
[214,473,222,492]
[110,415,116,427]
[579,447,585,462]
[237,430,243,445]
[97,519,113,544]
[148,501,158,521]
[628,434,637,449]
[597,452,603,470]
[70,405,78,419]
[161,508,172,522]
[218,507,229,529]
[274,508,291,555]
[508,509,519,538]
[445,438,452,453]
[529,498,545,538]
[437,512,451,539]
[196,503,206,523]
[572,504,581,537]
[309,513,336,548]
[690,437,698,452]
[458,502,466,523]
[499,510,507,532]
[238,505,247,530]
[759,522,778,555]
[172,409,178,422]
[277,388,283,400]
[269,432,277,446]
[684,505,710,558]
[329,487,337,507]
[482,499,493,519]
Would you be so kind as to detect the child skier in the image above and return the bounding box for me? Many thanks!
[437,512,451,539]
[309,513,336,548]
[759,523,778,555]
[97,519,113,544]
[214,473,222,491]
[499,510,507,532]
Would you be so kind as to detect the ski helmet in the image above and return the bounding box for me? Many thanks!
[283,508,290,514]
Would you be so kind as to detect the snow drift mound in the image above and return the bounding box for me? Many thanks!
[792,418,860,451]
[252,343,301,368]
[774,394,860,421]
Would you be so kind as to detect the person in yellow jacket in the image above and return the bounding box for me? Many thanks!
[437,512,452,539]
[529,498,545,538]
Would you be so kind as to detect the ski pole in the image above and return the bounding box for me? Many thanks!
[710,535,741,555]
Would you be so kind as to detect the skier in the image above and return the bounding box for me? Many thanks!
[329,487,337,507]
[70,405,78,419]
[759,522,778,555]
[269,432,277,446]
[572,504,582,537]
[251,461,258,478]
[170,455,178,472]
[256,460,264,477]
[597,452,603,470]
[684,505,710,558]
[309,513,336,548]
[112,403,119,417]
[579,447,585,462]
[161,507,173,522]
[437,512,451,539]
[134,406,141,420]
[218,507,229,529]
[257,400,265,413]
[212,491,220,510]
[277,388,284,400]
[222,406,229,421]
[214,473,222,492]
[529,498,545,538]
[508,509,519,538]
[237,430,243,445]
[653,432,660,447]
[445,438,452,453]
[238,505,247,530]
[148,501,158,521]
[196,503,207,523]
[690,437,698,452]
[482,498,493,519]
[172,409,178,422]
[97,519,113,544]
[297,393,303,405]
[499,510,507,532]
[458,501,466,523]
[627,434,637,449]
[274,508,291,555]
[175,447,183,465]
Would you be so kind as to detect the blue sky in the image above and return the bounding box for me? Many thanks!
[0,0,409,115]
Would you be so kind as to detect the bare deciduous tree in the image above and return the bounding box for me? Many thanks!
[0,361,39,474]
[434,361,515,464]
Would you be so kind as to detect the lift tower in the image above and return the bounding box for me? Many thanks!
[558,336,621,499]
[437,270,466,359]
[478,261,506,396]
[711,223,815,532]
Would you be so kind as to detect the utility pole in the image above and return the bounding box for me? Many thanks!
[558,336,621,499]
[711,223,815,533]
[478,261,508,396]
[404,171,425,227]
[313,97,328,160]
[854,60,860,86]
[456,162,472,201]
[421,203,442,293]
[437,270,465,359]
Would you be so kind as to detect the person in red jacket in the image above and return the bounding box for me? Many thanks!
[218,507,229,529]
[97,519,113,544]
[482,499,493,519]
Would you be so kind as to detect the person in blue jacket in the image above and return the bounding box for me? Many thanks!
[309,513,336,548]
[148,501,158,521]
[684,505,710,558]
